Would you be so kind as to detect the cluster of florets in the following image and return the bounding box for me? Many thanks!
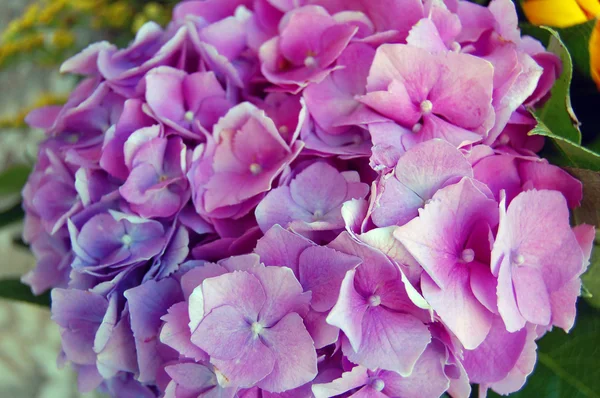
[22,0,593,397]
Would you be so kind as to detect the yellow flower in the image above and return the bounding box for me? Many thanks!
[523,0,598,27]
[52,29,75,49]
[592,20,600,88]
[523,0,600,88]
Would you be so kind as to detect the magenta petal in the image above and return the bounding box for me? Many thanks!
[254,225,313,274]
[145,67,186,122]
[326,270,368,350]
[290,163,348,212]
[303,310,340,349]
[422,272,492,350]
[373,139,473,227]
[489,324,538,395]
[258,313,318,392]
[249,265,311,326]
[462,316,528,384]
[343,306,431,376]
[406,18,448,53]
[512,266,551,326]
[381,342,450,398]
[299,245,361,312]
[255,187,313,232]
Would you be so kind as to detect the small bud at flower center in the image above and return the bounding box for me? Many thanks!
[461,248,475,263]
[372,379,385,392]
[450,41,461,52]
[412,123,422,133]
[368,295,381,307]
[513,253,525,266]
[250,163,262,175]
[279,125,289,135]
[420,100,433,114]
[184,111,195,122]
[121,235,133,247]
[304,56,317,68]
[251,322,264,336]
[313,209,324,219]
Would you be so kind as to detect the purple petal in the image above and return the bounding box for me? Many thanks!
[299,245,361,312]
[258,313,318,392]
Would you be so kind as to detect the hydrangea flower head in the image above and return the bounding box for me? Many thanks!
[20,0,595,396]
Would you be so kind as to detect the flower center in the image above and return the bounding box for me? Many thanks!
[158,174,168,183]
[304,55,317,68]
[121,234,133,247]
[512,253,525,266]
[368,295,381,307]
[460,248,475,263]
[450,41,461,52]
[184,111,195,122]
[251,322,264,336]
[313,209,324,220]
[420,100,433,114]
[372,378,385,392]
[412,122,422,133]
[279,125,289,135]
[249,163,263,175]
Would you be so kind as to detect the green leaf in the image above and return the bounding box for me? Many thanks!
[557,19,597,79]
[489,302,600,398]
[529,27,581,144]
[526,27,600,170]
[583,240,600,309]
[530,119,600,171]
[0,164,31,196]
[0,278,50,307]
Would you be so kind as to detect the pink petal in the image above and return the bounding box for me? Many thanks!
[192,305,254,360]
[211,336,276,388]
[258,313,318,392]
[422,271,493,350]
[326,270,368,350]
[248,265,311,326]
[342,306,431,375]
[200,271,267,321]
[512,266,551,326]
[299,245,361,312]
[462,316,528,384]
[254,225,314,275]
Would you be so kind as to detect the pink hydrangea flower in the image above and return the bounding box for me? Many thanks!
[21,0,593,396]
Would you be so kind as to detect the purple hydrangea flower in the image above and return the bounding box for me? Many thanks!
[189,102,302,219]
[260,6,358,92]
[327,232,432,375]
[20,0,592,396]
[255,162,369,238]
